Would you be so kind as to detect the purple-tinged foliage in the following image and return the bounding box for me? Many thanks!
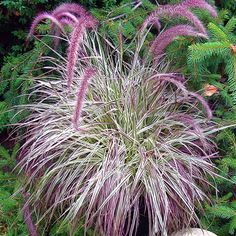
[189,92,213,119]
[171,113,201,132]
[151,76,188,96]
[22,192,38,236]
[19,1,220,236]
[151,25,207,57]
[73,67,96,129]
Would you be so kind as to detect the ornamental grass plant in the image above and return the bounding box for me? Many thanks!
[14,1,226,235]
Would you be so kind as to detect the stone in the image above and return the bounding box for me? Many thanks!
[171,228,217,236]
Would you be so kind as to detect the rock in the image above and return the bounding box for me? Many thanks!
[171,228,217,236]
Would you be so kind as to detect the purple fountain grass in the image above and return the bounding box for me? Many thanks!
[73,67,96,129]
[17,2,222,236]
[150,24,208,57]
[180,0,218,18]
[142,5,207,35]
[17,36,218,234]
[26,12,64,43]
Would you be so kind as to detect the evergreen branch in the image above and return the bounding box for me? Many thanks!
[208,23,229,42]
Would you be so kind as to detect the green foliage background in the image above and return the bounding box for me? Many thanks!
[0,0,236,235]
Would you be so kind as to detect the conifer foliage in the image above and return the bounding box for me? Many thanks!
[200,129,236,236]
[188,18,236,105]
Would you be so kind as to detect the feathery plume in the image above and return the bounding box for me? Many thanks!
[152,76,188,95]
[141,15,161,32]
[73,67,96,129]
[26,12,64,42]
[52,13,79,50]
[52,3,87,18]
[56,12,79,24]
[67,15,98,89]
[142,6,207,35]
[180,0,218,18]
[151,24,208,57]
[66,22,86,89]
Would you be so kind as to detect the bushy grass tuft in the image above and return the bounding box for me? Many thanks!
[15,27,220,235]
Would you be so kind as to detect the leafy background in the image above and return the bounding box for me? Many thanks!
[0,0,236,235]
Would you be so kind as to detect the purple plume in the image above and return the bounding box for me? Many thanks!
[150,24,208,57]
[52,3,87,18]
[73,67,96,129]
[189,92,213,119]
[67,23,86,89]
[56,12,79,24]
[53,17,76,50]
[160,6,207,34]
[52,3,98,29]
[141,15,161,32]
[26,12,64,43]
[180,0,218,18]
[67,16,98,89]
[53,13,78,50]
[142,6,207,35]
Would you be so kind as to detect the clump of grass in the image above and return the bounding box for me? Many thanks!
[16,1,221,236]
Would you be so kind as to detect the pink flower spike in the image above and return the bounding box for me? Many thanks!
[141,15,161,32]
[180,0,218,18]
[52,3,87,18]
[189,92,213,119]
[83,14,99,29]
[142,5,207,35]
[52,3,98,29]
[26,12,64,42]
[67,23,86,89]
[56,12,79,24]
[73,68,97,129]
[162,6,207,34]
[53,17,76,50]
[150,25,208,57]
